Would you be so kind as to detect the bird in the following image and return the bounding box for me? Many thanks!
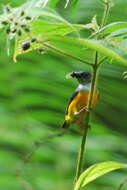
[62,71,99,133]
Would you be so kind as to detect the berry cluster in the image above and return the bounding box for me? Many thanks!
[1,5,32,37]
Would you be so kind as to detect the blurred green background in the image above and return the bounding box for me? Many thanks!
[0,0,127,190]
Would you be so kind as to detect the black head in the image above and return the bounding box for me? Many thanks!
[67,71,91,84]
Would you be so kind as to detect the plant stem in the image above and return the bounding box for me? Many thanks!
[74,1,111,187]
[74,52,99,182]
[43,42,93,66]
[101,1,110,27]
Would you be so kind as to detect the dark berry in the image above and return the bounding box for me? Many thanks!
[6,27,11,34]
[31,38,37,43]
[18,30,22,36]
[25,16,31,20]
[21,24,26,28]
[24,28,30,33]
[1,21,8,25]
[5,5,11,13]
[21,41,31,51]
[20,11,25,16]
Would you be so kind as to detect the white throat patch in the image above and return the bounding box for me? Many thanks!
[78,83,91,92]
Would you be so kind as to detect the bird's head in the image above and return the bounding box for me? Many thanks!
[66,71,91,85]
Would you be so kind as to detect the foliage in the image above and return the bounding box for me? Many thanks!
[75,161,127,190]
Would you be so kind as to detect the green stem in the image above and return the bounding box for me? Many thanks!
[74,1,110,187]
[43,43,93,66]
[74,52,99,182]
[101,1,110,27]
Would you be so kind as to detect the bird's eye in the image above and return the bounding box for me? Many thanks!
[85,73,90,78]
[81,73,86,77]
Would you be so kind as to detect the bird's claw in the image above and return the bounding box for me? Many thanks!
[85,107,92,112]
[74,107,92,116]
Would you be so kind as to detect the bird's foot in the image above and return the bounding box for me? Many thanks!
[74,107,92,116]
[85,107,92,112]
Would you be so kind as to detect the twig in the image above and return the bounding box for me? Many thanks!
[15,129,68,190]
[43,42,93,66]
[23,129,67,163]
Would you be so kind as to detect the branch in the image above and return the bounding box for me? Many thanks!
[15,129,68,190]
[43,42,93,66]
[23,129,67,163]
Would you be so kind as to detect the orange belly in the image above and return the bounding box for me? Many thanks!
[66,91,99,123]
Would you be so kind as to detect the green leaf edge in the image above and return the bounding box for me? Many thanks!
[93,22,127,37]
[74,161,127,190]
[50,36,127,65]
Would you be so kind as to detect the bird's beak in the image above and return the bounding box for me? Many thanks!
[66,72,75,79]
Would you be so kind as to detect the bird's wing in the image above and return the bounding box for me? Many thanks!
[65,90,79,114]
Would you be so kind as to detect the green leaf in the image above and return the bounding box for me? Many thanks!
[67,0,80,22]
[32,0,58,8]
[27,7,69,24]
[24,0,50,9]
[14,22,90,60]
[74,161,127,190]
[65,0,80,8]
[15,32,127,65]
[30,20,89,36]
[41,0,50,8]
[107,28,127,39]
[71,0,80,7]
[48,36,127,65]
[26,7,82,38]
[94,22,127,37]
[48,0,59,8]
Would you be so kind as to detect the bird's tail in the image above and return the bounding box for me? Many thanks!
[62,120,70,129]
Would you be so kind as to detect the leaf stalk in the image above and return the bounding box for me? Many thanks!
[43,42,93,66]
